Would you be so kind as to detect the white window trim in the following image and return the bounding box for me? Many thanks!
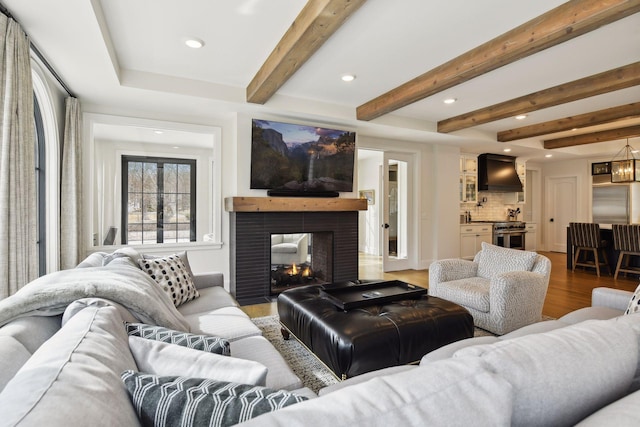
[31,63,61,273]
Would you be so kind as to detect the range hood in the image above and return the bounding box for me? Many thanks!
[477,153,523,192]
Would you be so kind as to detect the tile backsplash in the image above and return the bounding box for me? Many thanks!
[460,192,520,222]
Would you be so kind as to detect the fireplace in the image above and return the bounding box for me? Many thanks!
[270,232,333,294]
[226,197,367,305]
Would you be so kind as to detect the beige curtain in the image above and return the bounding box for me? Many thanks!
[0,14,37,298]
[59,97,82,270]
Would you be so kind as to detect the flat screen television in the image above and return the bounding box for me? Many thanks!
[250,119,356,194]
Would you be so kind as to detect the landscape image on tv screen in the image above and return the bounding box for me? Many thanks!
[250,119,356,192]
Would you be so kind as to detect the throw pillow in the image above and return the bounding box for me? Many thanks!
[137,254,199,307]
[476,242,537,280]
[128,336,268,386]
[125,323,230,356]
[625,283,640,315]
[121,371,307,427]
[143,251,195,282]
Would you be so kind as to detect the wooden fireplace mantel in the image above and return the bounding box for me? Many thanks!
[224,197,368,212]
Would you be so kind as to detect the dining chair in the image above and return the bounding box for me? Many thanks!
[612,224,640,280]
[570,222,610,277]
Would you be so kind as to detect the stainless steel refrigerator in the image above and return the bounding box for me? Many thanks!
[592,182,640,225]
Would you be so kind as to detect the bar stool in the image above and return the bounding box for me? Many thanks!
[612,224,640,279]
[570,222,610,277]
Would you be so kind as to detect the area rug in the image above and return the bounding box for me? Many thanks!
[251,314,497,393]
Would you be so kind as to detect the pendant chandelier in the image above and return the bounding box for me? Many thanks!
[611,139,640,183]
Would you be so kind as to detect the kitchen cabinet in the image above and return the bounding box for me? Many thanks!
[525,223,537,251]
[460,224,492,259]
[460,154,477,203]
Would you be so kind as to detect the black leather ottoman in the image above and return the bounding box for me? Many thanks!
[277,284,474,379]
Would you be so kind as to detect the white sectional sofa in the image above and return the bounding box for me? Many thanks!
[2,244,640,426]
[0,248,309,426]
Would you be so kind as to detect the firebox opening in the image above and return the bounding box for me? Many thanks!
[270,232,333,295]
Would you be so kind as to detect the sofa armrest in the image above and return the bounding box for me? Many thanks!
[193,271,224,289]
[592,287,633,311]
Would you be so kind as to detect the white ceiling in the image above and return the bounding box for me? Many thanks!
[4,0,640,162]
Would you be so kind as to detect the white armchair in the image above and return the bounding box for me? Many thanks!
[428,242,551,335]
[271,233,309,266]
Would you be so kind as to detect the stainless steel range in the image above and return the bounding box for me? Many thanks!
[492,221,526,250]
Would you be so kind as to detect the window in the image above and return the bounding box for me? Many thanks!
[34,94,46,275]
[121,156,196,244]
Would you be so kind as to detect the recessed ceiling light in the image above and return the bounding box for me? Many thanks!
[443,98,457,104]
[173,146,180,149]
[571,128,578,131]
[341,74,356,82]
[545,154,553,158]
[503,148,512,152]
[154,130,164,135]
[515,114,527,120]
[184,38,205,49]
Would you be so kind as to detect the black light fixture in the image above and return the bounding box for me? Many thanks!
[611,139,640,183]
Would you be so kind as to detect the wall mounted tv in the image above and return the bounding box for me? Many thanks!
[250,119,356,195]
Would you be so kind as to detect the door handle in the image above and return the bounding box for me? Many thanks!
[382,223,390,229]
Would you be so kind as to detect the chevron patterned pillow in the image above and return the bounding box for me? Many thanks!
[125,323,230,356]
[122,371,308,426]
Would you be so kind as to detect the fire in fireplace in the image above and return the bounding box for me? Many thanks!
[270,232,332,295]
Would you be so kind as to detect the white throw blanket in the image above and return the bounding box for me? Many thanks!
[0,264,190,331]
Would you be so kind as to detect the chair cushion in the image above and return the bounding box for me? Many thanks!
[434,276,490,312]
[271,243,299,254]
[476,242,537,280]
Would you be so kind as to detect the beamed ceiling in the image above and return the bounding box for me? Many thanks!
[3,0,640,161]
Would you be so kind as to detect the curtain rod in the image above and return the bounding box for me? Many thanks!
[0,3,75,98]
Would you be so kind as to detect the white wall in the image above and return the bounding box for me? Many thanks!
[357,151,382,255]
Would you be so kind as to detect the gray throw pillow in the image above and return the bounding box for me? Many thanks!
[125,323,230,356]
[121,371,307,427]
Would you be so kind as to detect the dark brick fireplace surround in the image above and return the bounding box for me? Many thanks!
[225,197,368,305]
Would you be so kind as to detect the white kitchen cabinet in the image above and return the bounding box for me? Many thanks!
[525,223,537,251]
[460,154,478,203]
[460,224,492,259]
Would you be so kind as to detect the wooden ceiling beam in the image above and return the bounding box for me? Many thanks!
[246,0,367,105]
[438,62,640,133]
[356,0,640,121]
[544,124,640,149]
[498,103,640,142]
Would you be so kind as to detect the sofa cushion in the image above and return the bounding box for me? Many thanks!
[230,336,303,391]
[0,305,140,426]
[0,315,61,353]
[476,242,537,280]
[454,317,640,427]
[121,371,307,427]
[0,336,31,393]
[126,322,230,355]
[184,307,262,341]
[624,283,640,315]
[138,254,199,307]
[272,243,299,254]
[433,276,490,312]
[178,286,238,315]
[128,336,268,386]
[237,357,513,427]
[576,389,640,427]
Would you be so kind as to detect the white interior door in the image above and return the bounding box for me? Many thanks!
[382,152,414,271]
[546,176,578,252]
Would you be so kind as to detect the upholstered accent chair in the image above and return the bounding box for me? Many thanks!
[428,242,551,335]
[271,233,309,266]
